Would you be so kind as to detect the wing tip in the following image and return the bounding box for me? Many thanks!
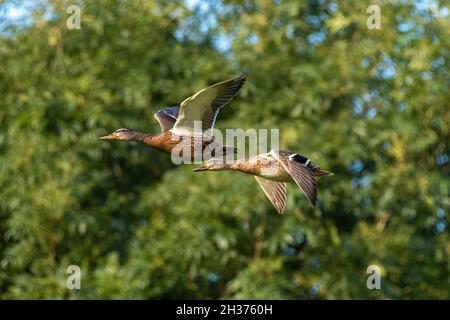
[308,184,318,207]
[232,74,246,86]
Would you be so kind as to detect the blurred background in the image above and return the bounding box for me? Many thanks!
[0,0,448,299]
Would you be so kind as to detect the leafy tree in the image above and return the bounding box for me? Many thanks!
[0,0,448,299]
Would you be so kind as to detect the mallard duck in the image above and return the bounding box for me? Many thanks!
[193,149,333,214]
[101,75,246,160]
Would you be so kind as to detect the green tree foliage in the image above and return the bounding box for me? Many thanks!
[0,0,448,299]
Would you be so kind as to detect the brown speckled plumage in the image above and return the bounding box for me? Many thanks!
[230,155,289,181]
[141,131,235,160]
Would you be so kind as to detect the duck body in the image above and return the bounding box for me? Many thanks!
[229,154,292,182]
[141,130,236,160]
[225,151,330,182]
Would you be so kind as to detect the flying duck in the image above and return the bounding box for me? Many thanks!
[101,75,246,161]
[193,149,333,214]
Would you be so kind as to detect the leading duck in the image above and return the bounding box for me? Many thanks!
[101,75,246,160]
[193,149,333,214]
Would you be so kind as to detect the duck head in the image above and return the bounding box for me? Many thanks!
[100,128,143,142]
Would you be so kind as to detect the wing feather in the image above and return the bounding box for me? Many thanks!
[270,150,318,207]
[255,176,287,214]
[154,105,179,131]
[171,75,246,136]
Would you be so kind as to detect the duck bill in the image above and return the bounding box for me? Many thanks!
[193,166,209,172]
[100,134,117,141]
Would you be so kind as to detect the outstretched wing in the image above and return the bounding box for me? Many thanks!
[154,105,179,132]
[171,75,246,136]
[255,176,287,214]
[270,150,318,207]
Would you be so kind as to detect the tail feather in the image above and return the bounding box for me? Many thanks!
[311,166,333,177]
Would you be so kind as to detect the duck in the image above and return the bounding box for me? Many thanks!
[101,75,246,161]
[193,149,333,214]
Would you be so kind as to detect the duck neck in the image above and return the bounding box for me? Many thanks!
[130,131,147,143]
[140,132,160,146]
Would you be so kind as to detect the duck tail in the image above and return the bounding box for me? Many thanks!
[311,166,334,177]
